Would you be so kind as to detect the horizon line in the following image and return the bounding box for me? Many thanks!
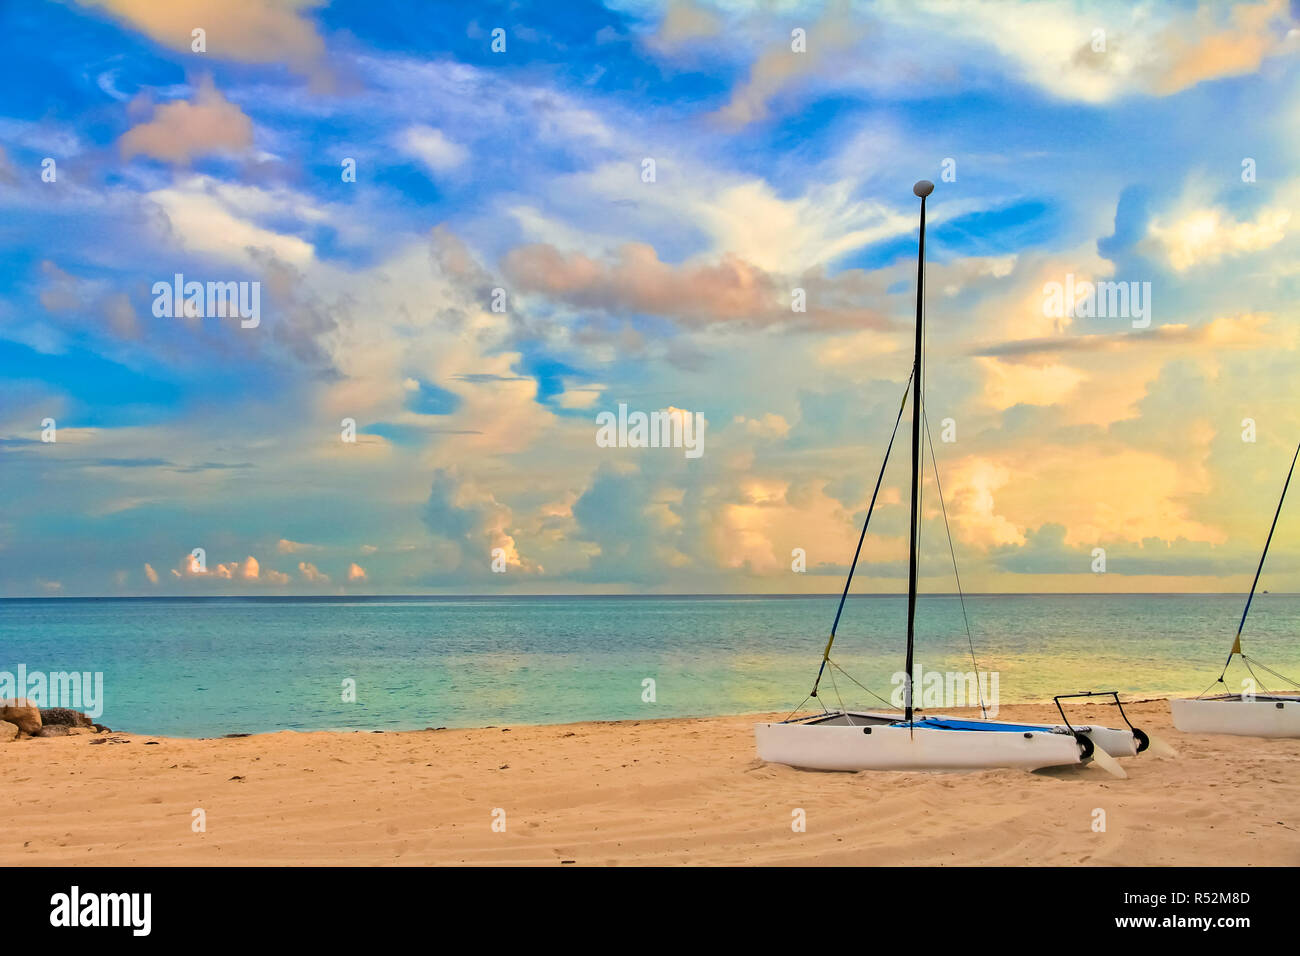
[0,591,1288,602]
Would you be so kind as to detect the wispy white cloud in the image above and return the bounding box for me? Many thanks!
[398,125,468,175]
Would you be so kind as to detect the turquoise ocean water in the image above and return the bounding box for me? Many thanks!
[0,594,1296,737]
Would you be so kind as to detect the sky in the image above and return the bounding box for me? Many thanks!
[1,0,1299,597]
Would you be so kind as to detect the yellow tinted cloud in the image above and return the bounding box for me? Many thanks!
[943,457,1026,548]
[1147,207,1289,271]
[1155,0,1291,95]
[977,356,1087,410]
[962,441,1225,554]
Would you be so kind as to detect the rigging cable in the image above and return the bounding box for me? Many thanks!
[1208,440,1300,695]
[922,406,988,717]
[1244,656,1299,688]
[826,664,853,726]
[828,659,896,709]
[805,369,915,703]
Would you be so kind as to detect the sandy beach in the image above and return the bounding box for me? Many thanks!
[3,699,1297,866]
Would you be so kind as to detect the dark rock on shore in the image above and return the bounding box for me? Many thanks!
[0,705,107,741]
[40,707,94,728]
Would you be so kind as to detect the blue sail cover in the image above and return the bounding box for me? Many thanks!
[891,717,1053,733]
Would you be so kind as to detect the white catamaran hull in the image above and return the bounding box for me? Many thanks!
[1065,722,1140,757]
[755,716,1084,772]
[1170,695,1300,738]
[762,710,1139,759]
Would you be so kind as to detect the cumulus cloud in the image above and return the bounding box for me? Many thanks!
[502,242,890,331]
[10,0,1300,599]
[422,469,538,577]
[78,0,328,79]
[648,0,722,51]
[888,0,1296,104]
[398,126,468,175]
[505,242,775,325]
[1146,207,1289,271]
[563,456,908,585]
[541,160,914,276]
[968,443,1226,552]
[709,2,865,127]
[143,562,158,584]
[298,561,329,583]
[1149,0,1295,96]
[162,552,290,586]
[347,562,366,581]
[733,413,791,439]
[973,357,1081,411]
[277,538,317,553]
[147,175,316,266]
[677,0,1294,125]
[119,76,254,164]
[569,467,676,582]
[942,457,1026,549]
[213,556,259,579]
[37,261,142,340]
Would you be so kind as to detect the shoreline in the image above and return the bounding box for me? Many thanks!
[5,699,1298,866]
[164,695,1186,741]
[46,695,1190,742]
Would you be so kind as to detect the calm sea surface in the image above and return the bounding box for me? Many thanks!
[1,594,1296,736]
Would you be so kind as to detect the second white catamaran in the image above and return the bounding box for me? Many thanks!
[755,180,1160,774]
[1170,440,1300,737]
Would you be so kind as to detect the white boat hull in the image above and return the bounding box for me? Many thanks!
[1170,695,1300,737]
[755,713,1085,772]
[1066,722,1140,757]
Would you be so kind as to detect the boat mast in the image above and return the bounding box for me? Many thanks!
[905,180,933,723]
[1219,439,1300,681]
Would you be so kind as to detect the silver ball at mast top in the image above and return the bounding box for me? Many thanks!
[913,179,934,198]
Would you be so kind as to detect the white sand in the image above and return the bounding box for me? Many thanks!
[3,700,1297,866]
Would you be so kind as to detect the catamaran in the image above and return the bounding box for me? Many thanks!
[755,180,1156,774]
[1170,441,1300,737]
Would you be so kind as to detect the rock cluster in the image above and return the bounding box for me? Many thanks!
[0,699,111,742]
